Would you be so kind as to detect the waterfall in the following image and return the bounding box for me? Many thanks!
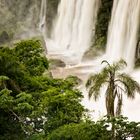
[39,0,47,40]
[39,0,140,121]
[106,0,140,70]
[44,0,100,64]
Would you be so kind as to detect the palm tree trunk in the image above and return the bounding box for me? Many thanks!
[106,84,115,117]
[109,73,116,139]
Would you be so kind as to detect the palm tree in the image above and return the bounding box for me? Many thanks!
[86,60,140,117]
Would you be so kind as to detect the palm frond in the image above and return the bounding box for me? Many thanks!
[86,60,136,117]
[86,69,109,101]
[86,74,98,88]
[88,86,100,100]
[101,59,127,74]
[101,60,111,67]
[112,59,127,72]
[117,73,140,99]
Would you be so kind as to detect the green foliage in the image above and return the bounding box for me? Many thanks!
[0,39,85,139]
[0,39,48,139]
[48,116,140,140]
[65,75,82,86]
[42,78,84,135]
[28,133,45,140]
[0,89,13,109]
[0,89,26,140]
[1,39,140,140]
[0,46,28,94]
[0,75,9,89]
[14,92,33,113]
[47,121,110,140]
[14,39,49,76]
[99,116,140,140]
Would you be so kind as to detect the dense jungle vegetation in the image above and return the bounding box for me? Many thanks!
[0,39,140,140]
[0,0,140,139]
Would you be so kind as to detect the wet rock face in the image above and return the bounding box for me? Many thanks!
[0,31,10,45]
[0,0,41,43]
[135,41,140,67]
[46,0,60,36]
[93,0,113,48]
[1,0,41,23]
[84,0,113,59]
[136,42,140,58]
[0,0,60,43]
[49,59,66,69]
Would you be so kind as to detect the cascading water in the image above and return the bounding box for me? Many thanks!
[39,0,47,42]
[89,0,140,121]
[91,0,140,121]
[105,0,140,121]
[39,0,140,121]
[41,0,100,64]
[106,0,140,70]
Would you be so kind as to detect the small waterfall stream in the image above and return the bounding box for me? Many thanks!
[39,0,47,43]
[39,0,140,121]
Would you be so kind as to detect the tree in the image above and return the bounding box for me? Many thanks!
[99,116,140,140]
[0,40,50,139]
[14,39,49,76]
[0,47,28,94]
[0,39,85,139]
[86,60,140,117]
[47,116,140,140]
[47,121,110,140]
[0,76,26,140]
[43,77,85,136]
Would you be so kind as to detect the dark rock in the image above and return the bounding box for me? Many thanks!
[0,31,10,44]
[49,59,66,69]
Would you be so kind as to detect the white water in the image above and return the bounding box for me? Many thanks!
[105,0,140,121]
[106,0,140,70]
[39,0,47,41]
[45,0,100,64]
[39,0,140,121]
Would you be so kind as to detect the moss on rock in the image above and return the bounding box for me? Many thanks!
[93,0,113,48]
